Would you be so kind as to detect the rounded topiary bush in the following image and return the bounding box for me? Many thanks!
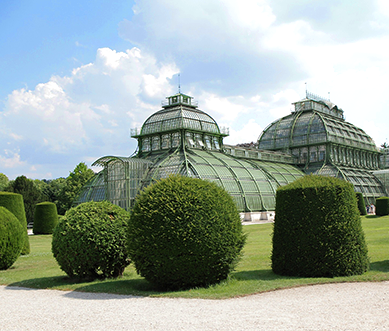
[356,192,367,216]
[0,207,24,270]
[33,202,58,234]
[0,192,29,255]
[272,175,369,278]
[127,175,246,290]
[376,197,389,216]
[52,201,130,279]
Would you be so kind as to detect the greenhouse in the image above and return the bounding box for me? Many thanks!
[76,91,388,215]
[75,92,304,218]
[258,92,386,203]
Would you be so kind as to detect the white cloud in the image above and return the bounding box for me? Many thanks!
[225,119,263,145]
[0,47,180,178]
[200,93,248,122]
[0,150,26,169]
[3,0,389,179]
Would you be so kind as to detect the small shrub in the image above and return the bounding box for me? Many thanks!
[356,192,367,216]
[272,175,369,277]
[376,197,389,216]
[0,192,30,254]
[0,207,24,270]
[127,175,246,290]
[33,202,58,234]
[52,201,130,279]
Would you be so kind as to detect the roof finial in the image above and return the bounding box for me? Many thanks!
[305,82,307,97]
[178,73,181,93]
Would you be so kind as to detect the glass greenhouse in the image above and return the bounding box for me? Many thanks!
[76,91,387,214]
[258,92,386,203]
[75,93,304,216]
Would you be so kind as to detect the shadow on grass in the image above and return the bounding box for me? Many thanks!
[6,261,389,298]
[7,276,87,290]
[233,269,296,282]
[370,260,389,273]
[6,276,171,298]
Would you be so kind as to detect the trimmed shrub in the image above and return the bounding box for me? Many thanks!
[0,192,30,255]
[356,192,367,215]
[272,175,369,277]
[0,207,24,270]
[52,201,130,279]
[376,197,389,216]
[33,202,58,234]
[127,175,246,290]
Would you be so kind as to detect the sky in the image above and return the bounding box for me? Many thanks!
[1,0,389,180]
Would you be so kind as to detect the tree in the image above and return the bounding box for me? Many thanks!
[4,176,45,223]
[33,179,49,201]
[43,178,67,215]
[0,173,9,191]
[61,162,94,211]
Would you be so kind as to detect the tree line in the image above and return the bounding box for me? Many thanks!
[0,162,94,222]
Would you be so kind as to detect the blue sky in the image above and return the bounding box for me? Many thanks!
[1,0,389,180]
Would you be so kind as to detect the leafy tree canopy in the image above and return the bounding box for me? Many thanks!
[4,176,46,223]
[61,162,95,211]
[0,173,9,191]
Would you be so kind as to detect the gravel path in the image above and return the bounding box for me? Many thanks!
[1,282,389,330]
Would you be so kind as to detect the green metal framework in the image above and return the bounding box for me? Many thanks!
[74,171,106,205]
[373,169,389,196]
[137,147,303,212]
[76,93,306,212]
[257,93,385,203]
[76,91,386,211]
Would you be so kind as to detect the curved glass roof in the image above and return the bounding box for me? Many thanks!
[258,109,377,151]
[73,171,106,206]
[140,149,304,212]
[138,106,221,136]
[304,164,386,204]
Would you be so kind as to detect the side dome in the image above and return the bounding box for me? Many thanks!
[258,98,378,152]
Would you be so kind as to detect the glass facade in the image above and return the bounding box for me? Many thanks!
[258,95,386,203]
[76,92,387,211]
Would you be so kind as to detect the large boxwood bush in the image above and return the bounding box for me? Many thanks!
[33,202,58,234]
[52,201,130,279]
[0,207,24,270]
[127,175,246,290]
[272,175,369,277]
[356,192,367,216]
[0,192,30,255]
[376,197,389,216]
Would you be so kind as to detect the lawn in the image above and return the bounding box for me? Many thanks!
[1,215,388,299]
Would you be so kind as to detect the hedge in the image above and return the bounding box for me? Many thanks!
[272,175,369,277]
[376,197,389,216]
[0,207,24,270]
[0,192,30,255]
[127,175,246,290]
[33,202,58,234]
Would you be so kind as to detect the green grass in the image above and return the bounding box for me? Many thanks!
[1,215,389,299]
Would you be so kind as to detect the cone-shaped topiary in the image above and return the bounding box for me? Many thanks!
[0,207,24,270]
[33,202,58,234]
[272,175,369,277]
[52,201,130,279]
[356,192,367,215]
[127,175,247,290]
[0,192,30,255]
[376,197,389,216]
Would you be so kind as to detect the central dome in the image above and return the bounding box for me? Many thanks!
[139,93,221,136]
